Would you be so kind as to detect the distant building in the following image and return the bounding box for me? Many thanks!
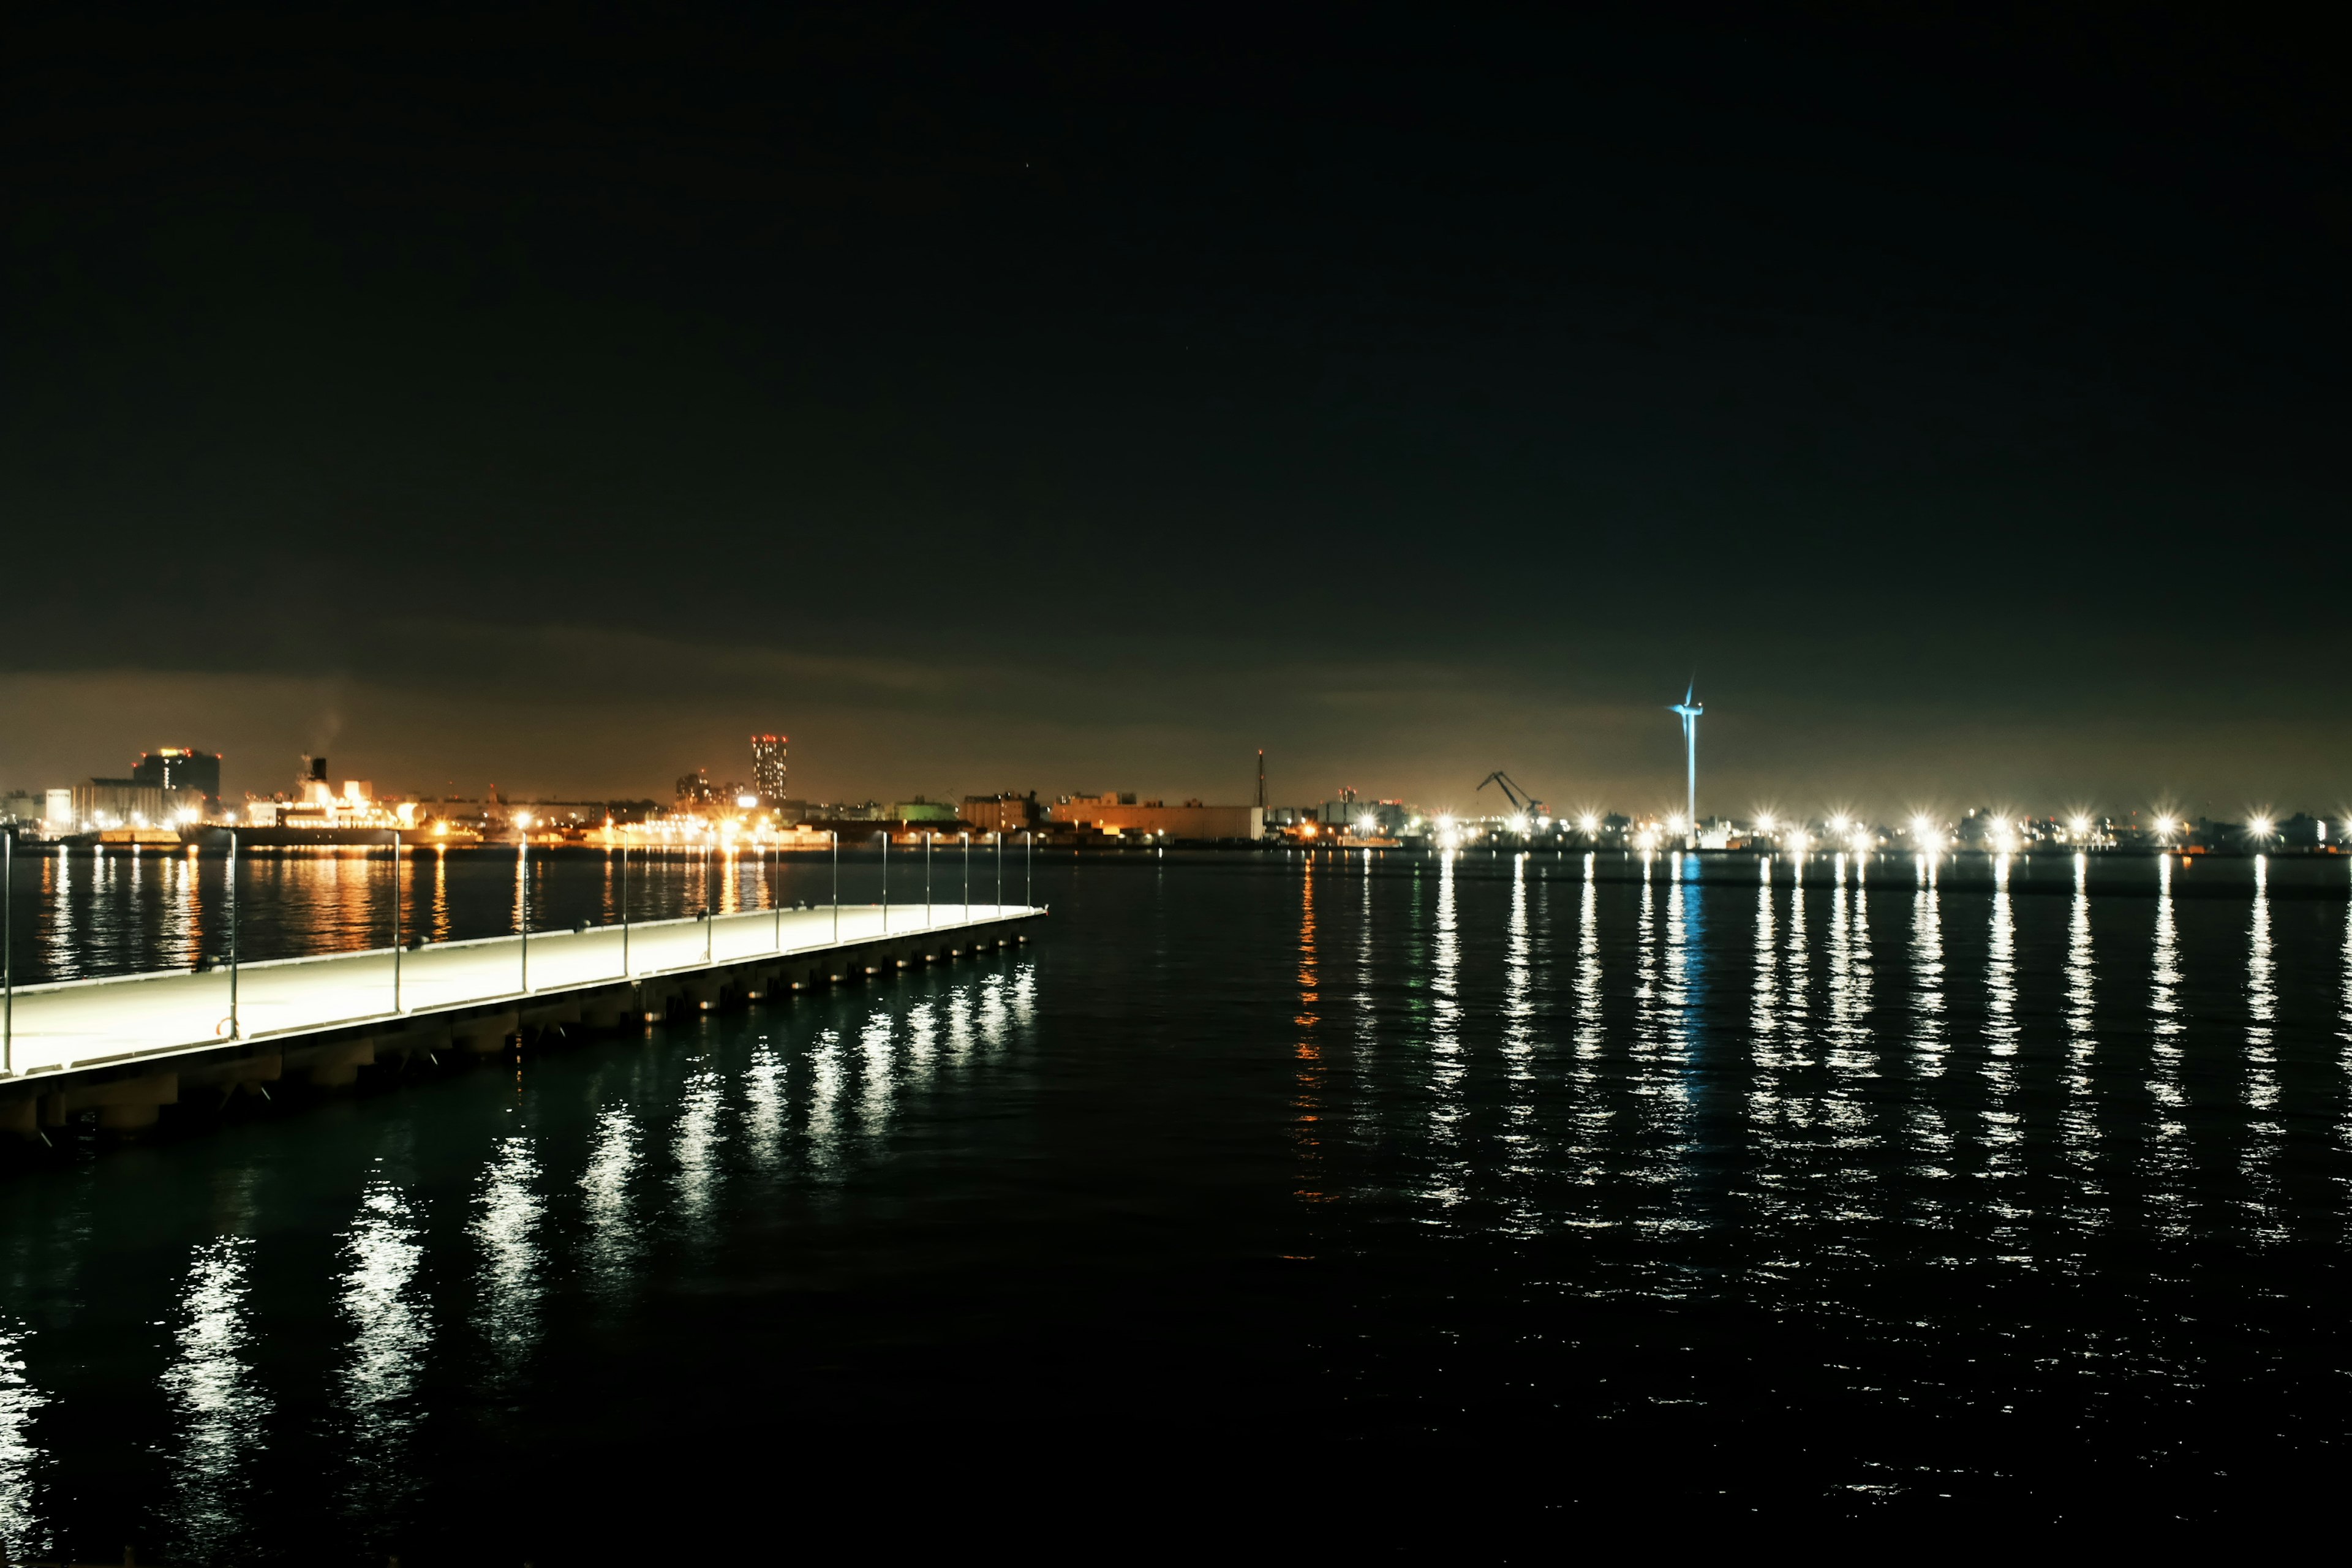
[891,797,961,824]
[751,734,788,803]
[2279,813,2332,848]
[676,768,716,809]
[131,748,222,814]
[69,778,181,829]
[1321,794,1409,835]
[1049,795,1263,841]
[962,793,1040,834]
[0,791,37,825]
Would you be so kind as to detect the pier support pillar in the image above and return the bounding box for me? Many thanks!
[287,1039,375,1089]
[454,1010,519,1055]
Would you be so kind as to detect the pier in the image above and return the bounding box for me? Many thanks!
[0,900,1042,1137]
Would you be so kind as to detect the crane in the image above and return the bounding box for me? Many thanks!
[1476,771,1546,826]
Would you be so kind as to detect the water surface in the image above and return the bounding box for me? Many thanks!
[4,848,2350,1555]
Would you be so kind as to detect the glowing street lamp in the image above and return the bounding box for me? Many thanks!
[514,812,534,992]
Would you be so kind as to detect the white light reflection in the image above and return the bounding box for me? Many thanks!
[859,1012,896,1142]
[2244,854,2283,1240]
[162,1235,266,1564]
[579,1106,643,1294]
[744,1041,787,1169]
[336,1177,430,1526]
[1011,962,1038,1031]
[2060,853,2102,1229]
[2340,897,2352,1172]
[671,1070,727,1231]
[1423,848,1466,1208]
[977,976,1011,1051]
[1906,879,1951,1202]
[470,1137,545,1385]
[945,987,976,1058]
[0,1319,49,1563]
[1980,860,2022,1209]
[1751,865,1780,1059]
[2146,854,2188,1239]
[1500,854,1538,1234]
[804,1028,845,1176]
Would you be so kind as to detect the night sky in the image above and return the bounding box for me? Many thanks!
[7,6,2346,820]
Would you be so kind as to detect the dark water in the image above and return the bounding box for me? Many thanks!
[5,848,2352,1556]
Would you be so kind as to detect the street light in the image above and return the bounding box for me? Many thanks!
[3,829,13,1074]
[878,828,891,933]
[386,829,403,1014]
[227,828,241,1039]
[831,829,840,943]
[514,812,533,993]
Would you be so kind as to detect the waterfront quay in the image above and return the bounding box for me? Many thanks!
[0,900,1041,1140]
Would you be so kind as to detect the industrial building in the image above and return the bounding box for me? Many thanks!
[1049,793,1263,841]
[962,793,1041,834]
[131,747,222,814]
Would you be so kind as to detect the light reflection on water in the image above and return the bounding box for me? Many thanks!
[2,858,2352,1544]
[0,1318,47,1563]
[160,1234,266,1566]
[336,1174,429,1531]
[471,1137,545,1388]
[579,1104,642,1296]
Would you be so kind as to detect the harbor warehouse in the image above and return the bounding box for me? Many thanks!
[1047,795,1262,840]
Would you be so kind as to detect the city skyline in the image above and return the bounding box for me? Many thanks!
[6,10,2346,822]
[7,711,2345,833]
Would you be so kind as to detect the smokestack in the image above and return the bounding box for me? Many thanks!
[1256,748,1265,810]
[311,756,329,783]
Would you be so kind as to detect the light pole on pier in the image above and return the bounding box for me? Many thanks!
[962,831,971,924]
[3,831,13,1075]
[994,831,1003,914]
[227,829,241,1039]
[1022,829,1033,909]
[516,813,532,994]
[619,842,631,980]
[830,831,839,943]
[386,830,403,1014]
[771,844,782,952]
[924,830,933,931]
[878,829,891,934]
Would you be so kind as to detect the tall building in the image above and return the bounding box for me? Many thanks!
[132,747,222,814]
[751,734,788,802]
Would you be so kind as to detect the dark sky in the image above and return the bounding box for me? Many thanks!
[6,4,2347,821]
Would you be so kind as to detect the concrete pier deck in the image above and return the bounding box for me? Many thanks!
[0,902,1039,1129]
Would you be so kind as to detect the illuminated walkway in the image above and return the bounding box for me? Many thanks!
[1,902,1033,1079]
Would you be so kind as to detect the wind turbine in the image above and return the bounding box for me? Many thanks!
[1669,684,1703,845]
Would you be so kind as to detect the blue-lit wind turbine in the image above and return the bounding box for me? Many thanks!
[1669,684,1703,845]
